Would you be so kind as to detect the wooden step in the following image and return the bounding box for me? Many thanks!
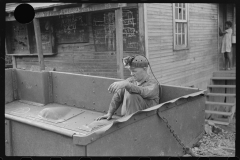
[213,71,236,77]
[206,93,235,97]
[208,85,236,89]
[205,101,235,106]
[211,77,235,80]
[205,110,232,116]
[205,119,229,126]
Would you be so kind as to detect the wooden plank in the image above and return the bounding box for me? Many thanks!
[211,77,235,80]
[155,65,214,86]
[153,54,216,74]
[160,65,214,85]
[226,78,236,104]
[183,75,212,89]
[138,3,145,55]
[206,93,235,97]
[208,85,236,88]
[143,4,149,60]
[205,120,229,126]
[12,56,16,68]
[150,50,218,68]
[115,8,124,79]
[205,110,232,116]
[205,101,235,106]
[6,3,127,21]
[151,56,217,74]
[154,61,216,80]
[33,18,45,70]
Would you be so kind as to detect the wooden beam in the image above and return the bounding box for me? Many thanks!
[33,18,45,71]
[138,3,145,56]
[115,8,124,79]
[12,56,16,68]
[217,3,220,71]
[143,4,149,60]
[6,3,127,21]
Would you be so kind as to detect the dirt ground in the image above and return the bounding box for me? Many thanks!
[184,117,236,157]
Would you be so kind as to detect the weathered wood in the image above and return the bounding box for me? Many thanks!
[161,66,214,85]
[12,56,16,68]
[138,3,145,55]
[33,18,45,71]
[115,8,124,79]
[205,120,229,126]
[154,59,216,79]
[6,3,127,21]
[205,110,232,116]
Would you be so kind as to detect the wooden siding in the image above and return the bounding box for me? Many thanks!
[226,4,233,22]
[146,3,218,89]
[13,4,140,79]
[15,12,118,78]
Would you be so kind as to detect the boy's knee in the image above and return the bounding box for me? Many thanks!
[125,93,142,101]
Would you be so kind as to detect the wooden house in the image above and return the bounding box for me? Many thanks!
[5,3,236,90]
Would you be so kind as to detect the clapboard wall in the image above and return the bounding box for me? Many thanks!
[146,3,218,89]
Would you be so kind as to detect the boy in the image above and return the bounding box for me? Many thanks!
[96,55,159,121]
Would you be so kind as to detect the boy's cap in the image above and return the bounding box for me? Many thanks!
[123,55,148,68]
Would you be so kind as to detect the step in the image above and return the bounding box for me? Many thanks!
[213,71,236,77]
[208,85,236,89]
[211,77,235,80]
[206,93,235,97]
[205,110,232,116]
[205,101,235,106]
[205,119,229,126]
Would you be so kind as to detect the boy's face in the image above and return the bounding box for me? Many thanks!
[129,67,146,82]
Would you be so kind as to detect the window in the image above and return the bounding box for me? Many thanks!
[173,3,189,50]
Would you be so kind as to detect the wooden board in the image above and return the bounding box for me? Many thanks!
[10,21,30,54]
[92,11,116,52]
[54,13,89,44]
[122,8,139,51]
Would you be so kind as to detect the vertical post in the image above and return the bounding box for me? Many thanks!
[33,18,45,71]
[115,8,124,79]
[138,3,145,56]
[12,56,16,68]
[217,4,220,71]
[5,38,16,68]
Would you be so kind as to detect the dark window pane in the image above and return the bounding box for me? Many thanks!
[176,34,178,45]
[178,23,181,33]
[179,8,182,20]
[176,23,178,33]
[183,9,186,20]
[182,34,185,45]
[182,23,185,33]
[178,34,181,45]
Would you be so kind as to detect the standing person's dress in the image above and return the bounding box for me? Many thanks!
[221,28,232,53]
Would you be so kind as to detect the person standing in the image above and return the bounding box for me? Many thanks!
[219,21,233,70]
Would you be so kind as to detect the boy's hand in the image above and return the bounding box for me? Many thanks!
[96,113,113,121]
[108,81,129,94]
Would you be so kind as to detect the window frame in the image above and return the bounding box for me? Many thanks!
[173,3,189,50]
